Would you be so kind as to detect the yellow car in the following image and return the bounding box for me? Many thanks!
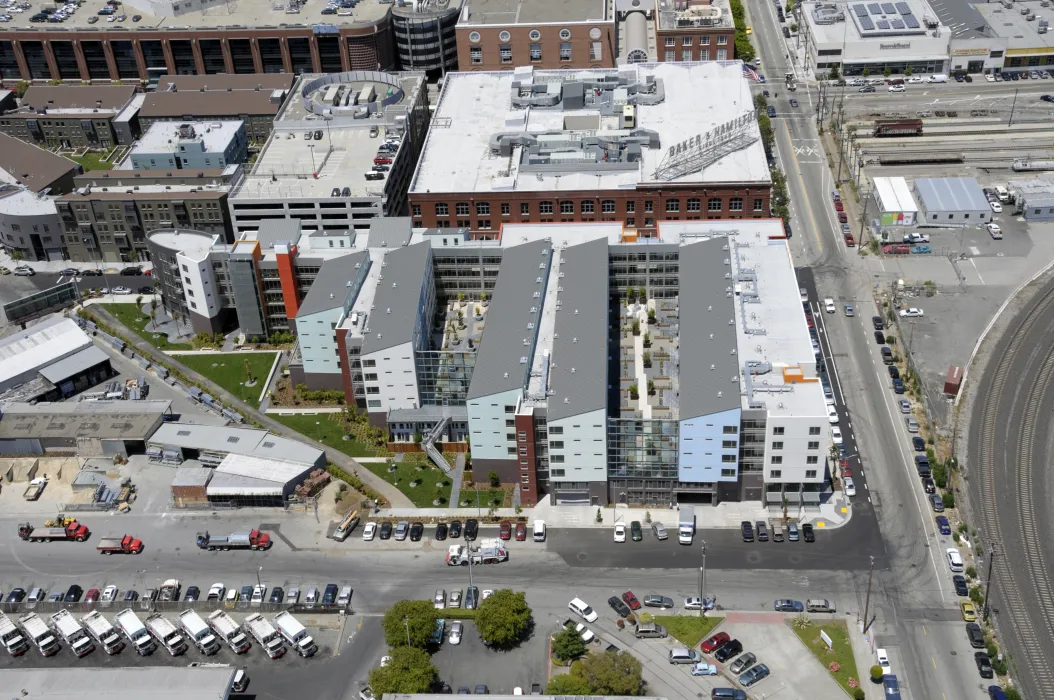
[0,266,9,275]
[960,601,977,622]
[746,26,753,35]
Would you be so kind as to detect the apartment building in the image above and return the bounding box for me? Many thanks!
[455,0,616,70]
[228,71,429,238]
[130,121,248,172]
[409,63,772,239]
[655,0,736,62]
[56,168,240,263]
[0,85,138,149]
[139,84,289,146]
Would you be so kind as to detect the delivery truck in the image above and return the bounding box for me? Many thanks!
[273,611,317,657]
[178,610,219,655]
[207,610,251,654]
[82,610,124,654]
[0,611,29,656]
[19,612,60,657]
[244,613,286,659]
[50,609,94,657]
[678,506,696,545]
[196,529,271,551]
[145,613,187,656]
[115,609,156,656]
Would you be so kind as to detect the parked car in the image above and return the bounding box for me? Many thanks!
[409,522,424,541]
[730,652,757,674]
[613,524,627,542]
[966,622,985,648]
[101,585,118,603]
[449,520,462,538]
[802,524,815,542]
[953,575,969,597]
[774,599,804,613]
[435,523,448,541]
[363,522,377,540]
[515,522,527,541]
[622,591,641,610]
[701,631,731,654]
[630,520,643,541]
[464,519,479,541]
[936,515,952,535]
[741,521,754,542]
[269,587,284,604]
[183,586,200,602]
[975,651,994,678]
[608,596,632,617]
[714,640,744,663]
[644,595,674,608]
[394,521,409,540]
[739,664,770,687]
[499,520,512,540]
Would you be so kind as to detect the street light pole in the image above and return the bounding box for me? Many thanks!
[983,544,997,621]
[699,540,707,617]
[256,566,262,588]
[315,420,321,443]
[862,555,875,633]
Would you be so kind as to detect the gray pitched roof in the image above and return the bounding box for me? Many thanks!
[366,217,414,249]
[914,177,989,213]
[361,242,432,354]
[157,73,295,92]
[296,251,369,318]
[547,238,609,421]
[0,134,80,193]
[255,219,302,249]
[678,237,741,419]
[467,239,551,400]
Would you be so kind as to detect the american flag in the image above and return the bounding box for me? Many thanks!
[742,65,761,82]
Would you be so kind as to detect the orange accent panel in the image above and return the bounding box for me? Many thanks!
[276,245,300,319]
[782,366,818,383]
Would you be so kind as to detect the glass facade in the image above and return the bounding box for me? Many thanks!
[3,281,79,323]
[415,349,476,406]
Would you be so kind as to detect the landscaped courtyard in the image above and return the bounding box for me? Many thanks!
[271,412,383,458]
[177,352,279,408]
[360,454,454,508]
[102,302,192,351]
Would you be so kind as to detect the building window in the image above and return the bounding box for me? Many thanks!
[772,441,783,450]
[550,426,563,435]
[581,200,595,214]
[806,469,817,479]
[807,456,819,464]
[626,201,635,213]
[540,201,553,215]
[682,49,692,61]
[501,203,510,216]
[666,199,680,212]
[470,47,482,65]
[521,202,530,216]
[717,48,727,60]
[476,202,490,216]
[551,454,564,463]
[701,36,710,45]
[456,202,470,216]
[722,440,737,448]
[590,42,602,61]
[708,198,722,211]
[769,470,782,479]
[771,456,783,464]
[435,203,449,216]
[754,198,763,212]
[479,219,492,229]
[500,45,513,63]
[644,200,654,213]
[729,197,744,211]
[772,426,785,435]
[412,204,421,217]
[665,37,675,47]
[723,426,738,434]
[601,199,616,214]
[505,405,515,413]
[626,218,635,226]
[808,441,819,450]
[722,454,737,463]
[717,35,727,45]
[665,51,675,62]
[687,198,701,212]
[530,44,542,61]
[682,36,693,46]
[721,468,736,477]
[560,43,572,61]
[700,49,710,60]
[809,426,821,435]
[560,200,574,214]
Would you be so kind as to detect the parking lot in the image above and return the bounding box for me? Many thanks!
[430,619,548,694]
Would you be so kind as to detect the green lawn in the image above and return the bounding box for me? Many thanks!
[69,151,115,172]
[360,457,451,508]
[654,615,724,648]
[271,413,380,458]
[456,488,506,509]
[177,352,278,408]
[104,303,192,351]
[789,619,861,693]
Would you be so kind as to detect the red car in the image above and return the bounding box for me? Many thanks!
[701,631,731,654]
[834,201,844,212]
[499,520,512,540]
[839,458,852,478]
[837,212,848,224]
[621,591,641,610]
[844,232,856,247]
[373,156,392,165]
[515,522,527,541]
[84,588,100,603]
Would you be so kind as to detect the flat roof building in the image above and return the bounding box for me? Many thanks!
[872,176,919,227]
[974,1,1054,75]
[148,422,326,469]
[1009,174,1054,220]
[913,177,992,224]
[652,0,736,63]
[130,121,248,172]
[0,400,172,457]
[0,666,236,700]
[139,86,290,145]
[0,184,63,262]
[409,63,771,238]
[0,317,100,394]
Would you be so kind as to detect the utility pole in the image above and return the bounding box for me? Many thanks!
[862,555,875,633]
[698,540,707,617]
[983,544,997,621]
[1008,89,1019,127]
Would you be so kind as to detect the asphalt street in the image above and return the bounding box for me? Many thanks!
[966,278,1054,699]
[748,1,993,698]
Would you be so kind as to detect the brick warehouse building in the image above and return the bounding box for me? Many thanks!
[408,62,772,238]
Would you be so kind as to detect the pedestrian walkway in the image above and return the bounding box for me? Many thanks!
[448,453,465,509]
[265,406,344,414]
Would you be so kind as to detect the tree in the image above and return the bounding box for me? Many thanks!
[942,491,956,509]
[870,665,884,682]
[381,599,436,648]
[571,650,644,696]
[476,589,532,648]
[754,91,768,111]
[14,79,29,97]
[368,646,438,695]
[863,68,872,77]
[552,627,588,662]
[828,64,840,81]
[487,470,500,488]
[883,67,893,78]
[904,66,913,77]
[757,114,775,152]
[546,675,592,695]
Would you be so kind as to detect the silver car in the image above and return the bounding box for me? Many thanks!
[651,522,668,540]
[394,520,409,541]
[305,587,319,607]
[730,652,757,674]
[906,416,919,432]
[285,587,301,604]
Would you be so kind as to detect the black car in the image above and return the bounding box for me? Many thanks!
[65,584,84,602]
[183,586,200,602]
[435,523,448,541]
[322,584,339,605]
[1043,94,1054,103]
[123,589,139,602]
[714,639,744,663]
[138,285,154,294]
[630,521,643,541]
[269,587,284,603]
[5,588,25,603]
[802,524,815,542]
[608,596,632,618]
[448,520,462,538]
[874,330,886,344]
[922,477,936,494]
[379,521,393,539]
[474,686,489,695]
[888,365,900,379]
[132,14,141,20]
[314,130,323,140]
[912,436,926,451]
[331,187,341,197]
[409,522,424,541]
[83,269,103,276]
[120,266,142,276]
[741,521,754,542]
[872,316,884,331]
[953,575,969,597]
[464,519,479,541]
[465,586,479,610]
[892,378,905,393]
[966,623,985,648]
[457,688,471,695]
[240,585,253,601]
[975,651,994,678]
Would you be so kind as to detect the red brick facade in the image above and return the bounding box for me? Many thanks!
[455,23,617,71]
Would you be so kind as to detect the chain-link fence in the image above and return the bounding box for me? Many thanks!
[0,600,349,617]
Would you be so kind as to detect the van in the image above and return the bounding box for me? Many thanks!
[711,690,747,700]
[337,585,353,607]
[669,648,701,664]
[568,597,598,622]
[881,346,893,364]
[806,599,836,613]
[532,520,546,542]
[928,73,948,83]
[634,622,668,639]
[994,185,1009,203]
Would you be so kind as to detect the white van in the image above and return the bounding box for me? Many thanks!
[532,520,546,542]
[994,185,1010,203]
[568,597,598,622]
[946,548,964,572]
[928,74,948,83]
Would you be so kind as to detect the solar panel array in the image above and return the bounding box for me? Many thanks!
[890,19,905,28]
[882,3,896,13]
[855,4,869,17]
[850,0,926,34]
[858,15,875,29]
[867,3,881,13]
[877,19,889,28]
[903,14,920,27]
[895,2,911,13]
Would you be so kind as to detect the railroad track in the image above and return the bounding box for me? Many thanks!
[974,283,1054,693]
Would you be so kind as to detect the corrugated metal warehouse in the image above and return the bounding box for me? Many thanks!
[171,467,211,506]
[913,177,992,224]
[0,317,114,403]
[207,453,320,507]
[0,400,173,457]
[148,423,325,468]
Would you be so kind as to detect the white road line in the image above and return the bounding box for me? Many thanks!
[970,259,986,285]
[814,305,847,406]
